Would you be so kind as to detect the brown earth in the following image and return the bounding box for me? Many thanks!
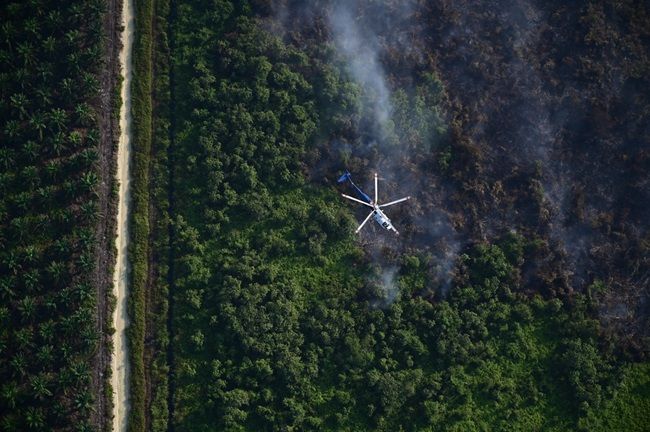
[91,0,122,430]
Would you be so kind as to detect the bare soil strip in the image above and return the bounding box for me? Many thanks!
[112,0,135,430]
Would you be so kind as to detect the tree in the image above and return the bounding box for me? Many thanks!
[30,374,53,400]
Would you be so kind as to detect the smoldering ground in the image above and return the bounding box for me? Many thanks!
[419,0,649,346]
[327,0,462,304]
[264,0,649,332]
[267,0,464,304]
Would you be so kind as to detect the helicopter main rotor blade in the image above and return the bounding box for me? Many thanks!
[374,172,378,204]
[379,196,411,208]
[355,210,375,233]
[342,194,374,208]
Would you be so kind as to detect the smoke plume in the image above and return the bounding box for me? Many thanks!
[269,1,462,303]
[328,4,393,135]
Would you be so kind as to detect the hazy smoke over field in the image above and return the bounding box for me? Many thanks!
[369,266,400,308]
[266,0,650,344]
[328,4,392,134]
[269,1,462,303]
[325,0,460,303]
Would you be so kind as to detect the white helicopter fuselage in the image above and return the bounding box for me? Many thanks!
[371,203,398,234]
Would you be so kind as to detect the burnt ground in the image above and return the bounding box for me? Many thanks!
[91,0,122,429]
[268,0,649,356]
[420,0,650,355]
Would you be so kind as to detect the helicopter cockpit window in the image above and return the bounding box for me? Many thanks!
[383,222,389,228]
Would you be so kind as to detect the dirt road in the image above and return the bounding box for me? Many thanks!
[112,0,134,430]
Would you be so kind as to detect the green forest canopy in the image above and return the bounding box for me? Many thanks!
[154,1,650,431]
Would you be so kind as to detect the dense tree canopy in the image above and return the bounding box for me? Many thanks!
[143,1,649,431]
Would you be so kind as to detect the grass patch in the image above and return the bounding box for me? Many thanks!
[127,0,154,430]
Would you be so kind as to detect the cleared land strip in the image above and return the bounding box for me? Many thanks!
[111,0,134,430]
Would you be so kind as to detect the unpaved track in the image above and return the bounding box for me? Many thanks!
[112,0,134,430]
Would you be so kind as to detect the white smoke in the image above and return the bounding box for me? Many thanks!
[369,266,400,308]
[269,1,462,303]
[328,4,393,130]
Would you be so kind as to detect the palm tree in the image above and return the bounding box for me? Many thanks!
[80,171,98,193]
[57,287,73,311]
[0,148,14,169]
[64,29,81,46]
[29,112,47,141]
[77,228,95,248]
[14,327,33,350]
[36,345,54,365]
[22,245,37,264]
[53,238,71,256]
[82,72,99,95]
[80,324,98,352]
[85,128,99,145]
[80,200,97,222]
[23,269,39,292]
[51,401,67,425]
[24,17,39,37]
[57,367,74,392]
[36,186,52,206]
[13,192,30,213]
[75,103,94,126]
[74,282,93,302]
[0,277,15,300]
[18,296,36,321]
[10,354,26,377]
[9,217,29,241]
[51,131,67,156]
[38,320,55,342]
[36,63,53,85]
[48,108,67,131]
[30,374,52,400]
[84,43,102,65]
[17,41,36,66]
[14,68,28,90]
[74,390,93,414]
[67,3,84,24]
[63,179,76,198]
[78,252,94,272]
[1,21,15,51]
[70,360,90,385]
[0,382,18,409]
[4,120,20,140]
[42,296,57,314]
[45,160,61,181]
[60,77,74,97]
[42,35,56,53]
[35,88,52,107]
[54,208,73,227]
[67,52,82,75]
[0,415,20,432]
[25,407,45,430]
[68,130,83,149]
[22,140,40,161]
[46,260,65,283]
[79,148,98,167]
[59,343,72,363]
[45,10,62,30]
[21,165,39,188]
[76,421,94,432]
[3,252,20,275]
[10,93,28,120]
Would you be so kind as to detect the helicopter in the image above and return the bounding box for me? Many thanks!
[338,170,411,235]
